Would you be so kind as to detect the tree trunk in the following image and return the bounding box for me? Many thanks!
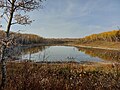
[0,1,14,88]
[1,61,7,88]
[6,9,14,37]
[0,45,7,89]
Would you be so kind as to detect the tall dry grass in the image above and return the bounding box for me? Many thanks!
[0,61,120,90]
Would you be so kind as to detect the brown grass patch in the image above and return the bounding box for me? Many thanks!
[0,61,120,90]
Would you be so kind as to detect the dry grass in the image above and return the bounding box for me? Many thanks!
[0,61,120,90]
[79,41,120,49]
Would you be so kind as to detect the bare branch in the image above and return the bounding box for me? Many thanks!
[8,0,12,4]
[14,14,32,25]
[14,0,43,12]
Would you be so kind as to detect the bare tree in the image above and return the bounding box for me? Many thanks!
[0,0,44,88]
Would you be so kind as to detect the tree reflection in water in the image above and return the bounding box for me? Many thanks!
[7,46,120,63]
[78,47,120,62]
[6,45,49,61]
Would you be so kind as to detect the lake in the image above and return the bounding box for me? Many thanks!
[19,46,120,63]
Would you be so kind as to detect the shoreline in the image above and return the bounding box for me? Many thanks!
[12,58,120,66]
[68,44,120,51]
[8,59,120,67]
[22,42,120,51]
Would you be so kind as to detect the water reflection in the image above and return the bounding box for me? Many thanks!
[78,47,120,62]
[20,46,48,54]
[9,45,48,60]
[11,45,120,63]
[20,46,104,62]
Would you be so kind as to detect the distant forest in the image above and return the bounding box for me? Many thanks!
[1,30,120,45]
[0,30,74,45]
[78,30,120,43]
[0,30,44,45]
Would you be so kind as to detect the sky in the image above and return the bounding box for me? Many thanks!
[1,0,120,38]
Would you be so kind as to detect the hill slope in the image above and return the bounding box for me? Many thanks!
[0,30,44,45]
[76,30,120,50]
[79,30,120,43]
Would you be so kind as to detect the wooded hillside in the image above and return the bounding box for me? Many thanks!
[0,30,44,45]
[78,30,120,43]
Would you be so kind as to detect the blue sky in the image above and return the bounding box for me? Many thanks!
[1,0,120,38]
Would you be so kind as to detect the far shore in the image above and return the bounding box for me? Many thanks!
[20,42,120,51]
[72,44,120,51]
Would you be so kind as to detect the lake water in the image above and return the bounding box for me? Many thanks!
[19,46,120,63]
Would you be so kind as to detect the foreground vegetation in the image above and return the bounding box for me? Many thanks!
[0,61,120,90]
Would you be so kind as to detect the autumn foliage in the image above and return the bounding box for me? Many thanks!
[0,30,44,45]
[78,30,120,43]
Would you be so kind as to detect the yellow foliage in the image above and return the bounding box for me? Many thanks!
[79,30,120,43]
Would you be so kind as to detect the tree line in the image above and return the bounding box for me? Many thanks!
[0,30,44,45]
[78,30,120,43]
